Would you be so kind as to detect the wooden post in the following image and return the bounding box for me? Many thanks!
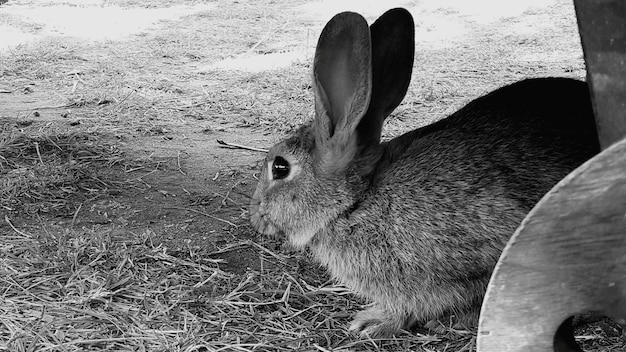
[574,0,626,149]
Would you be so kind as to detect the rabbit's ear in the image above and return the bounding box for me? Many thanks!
[358,8,415,146]
[312,12,372,173]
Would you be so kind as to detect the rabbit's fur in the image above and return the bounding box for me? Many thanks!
[249,8,600,337]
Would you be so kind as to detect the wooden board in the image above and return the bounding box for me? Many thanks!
[477,137,626,351]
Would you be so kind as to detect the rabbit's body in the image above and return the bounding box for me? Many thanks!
[249,8,600,338]
[306,78,599,335]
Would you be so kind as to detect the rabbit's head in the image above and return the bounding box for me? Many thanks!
[250,8,415,248]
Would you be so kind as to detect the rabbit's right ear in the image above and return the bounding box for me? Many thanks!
[312,12,372,173]
[358,8,415,146]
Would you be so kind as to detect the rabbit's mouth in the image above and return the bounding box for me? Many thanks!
[250,212,282,237]
[249,197,327,248]
[249,198,283,238]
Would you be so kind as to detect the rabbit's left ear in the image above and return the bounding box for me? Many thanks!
[312,11,372,173]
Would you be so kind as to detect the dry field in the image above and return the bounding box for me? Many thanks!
[0,0,624,351]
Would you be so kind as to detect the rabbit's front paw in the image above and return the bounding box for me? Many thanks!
[349,306,405,338]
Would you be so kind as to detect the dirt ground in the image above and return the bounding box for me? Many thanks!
[1,0,623,351]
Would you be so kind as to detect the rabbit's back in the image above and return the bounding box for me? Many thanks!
[379,77,599,209]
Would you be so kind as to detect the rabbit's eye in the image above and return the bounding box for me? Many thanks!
[272,156,290,180]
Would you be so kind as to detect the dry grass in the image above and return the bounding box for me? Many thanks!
[0,127,154,215]
[1,0,624,351]
[1,223,224,351]
[0,222,477,351]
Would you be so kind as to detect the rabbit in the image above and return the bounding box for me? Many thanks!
[248,8,600,338]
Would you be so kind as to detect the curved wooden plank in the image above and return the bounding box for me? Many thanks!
[477,137,626,352]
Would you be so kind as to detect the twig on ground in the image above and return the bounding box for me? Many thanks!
[177,150,186,175]
[212,190,240,207]
[216,181,241,211]
[31,103,72,110]
[5,216,32,238]
[216,139,268,153]
[34,141,44,166]
[115,88,137,112]
[248,240,286,263]
[71,203,83,227]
